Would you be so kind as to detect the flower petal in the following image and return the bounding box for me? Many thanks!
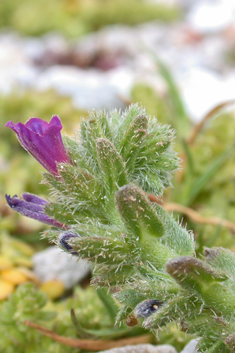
[25,117,50,134]
[5,116,70,175]
[5,194,65,228]
[22,192,48,206]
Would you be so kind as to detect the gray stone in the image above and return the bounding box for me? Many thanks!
[34,65,131,110]
[99,344,177,353]
[187,1,235,33]
[180,339,200,353]
[32,246,90,289]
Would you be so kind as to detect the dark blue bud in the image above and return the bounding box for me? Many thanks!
[134,299,164,318]
[58,231,80,256]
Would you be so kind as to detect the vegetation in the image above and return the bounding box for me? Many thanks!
[5,103,235,352]
[0,0,180,38]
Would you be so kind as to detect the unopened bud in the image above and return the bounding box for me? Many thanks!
[134,299,164,318]
[58,231,80,256]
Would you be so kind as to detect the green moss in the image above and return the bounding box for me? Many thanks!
[0,283,59,353]
[0,283,118,353]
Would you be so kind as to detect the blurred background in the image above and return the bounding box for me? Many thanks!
[1,0,235,351]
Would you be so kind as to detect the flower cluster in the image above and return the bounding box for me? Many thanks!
[5,116,70,227]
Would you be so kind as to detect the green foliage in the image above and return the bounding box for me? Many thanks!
[176,112,235,250]
[38,105,195,341]
[44,104,235,352]
[0,0,180,38]
[131,80,192,142]
[132,82,235,251]
[44,105,178,229]
[7,102,235,352]
[0,283,58,353]
[0,282,139,352]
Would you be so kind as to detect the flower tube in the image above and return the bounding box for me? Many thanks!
[6,116,70,175]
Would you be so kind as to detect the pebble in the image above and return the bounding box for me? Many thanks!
[98,344,177,353]
[188,1,235,33]
[180,339,200,353]
[34,65,131,110]
[32,246,91,289]
[179,67,235,121]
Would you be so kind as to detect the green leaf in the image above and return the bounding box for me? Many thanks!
[155,57,190,136]
[181,138,195,175]
[115,289,148,309]
[96,138,128,193]
[70,308,94,338]
[43,172,65,192]
[96,288,119,323]
[154,204,195,256]
[166,256,228,290]
[59,164,104,206]
[204,247,235,279]
[184,143,235,206]
[115,184,165,239]
[115,104,146,145]
[92,264,135,287]
[74,236,136,265]
[79,112,113,173]
[166,256,235,317]
[198,339,228,353]
[118,114,148,173]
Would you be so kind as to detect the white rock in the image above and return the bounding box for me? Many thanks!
[32,246,90,289]
[23,37,45,61]
[41,32,70,54]
[180,339,200,353]
[0,32,37,93]
[188,1,235,33]
[179,67,235,122]
[34,65,133,110]
[75,25,139,58]
[99,344,177,353]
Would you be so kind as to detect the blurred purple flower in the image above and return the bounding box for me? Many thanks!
[5,116,70,175]
[5,193,66,228]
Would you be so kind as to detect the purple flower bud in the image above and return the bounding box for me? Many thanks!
[58,231,80,256]
[5,193,65,228]
[134,299,164,318]
[5,116,70,175]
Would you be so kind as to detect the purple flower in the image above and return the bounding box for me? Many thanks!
[58,231,80,256]
[5,193,66,228]
[5,116,70,175]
